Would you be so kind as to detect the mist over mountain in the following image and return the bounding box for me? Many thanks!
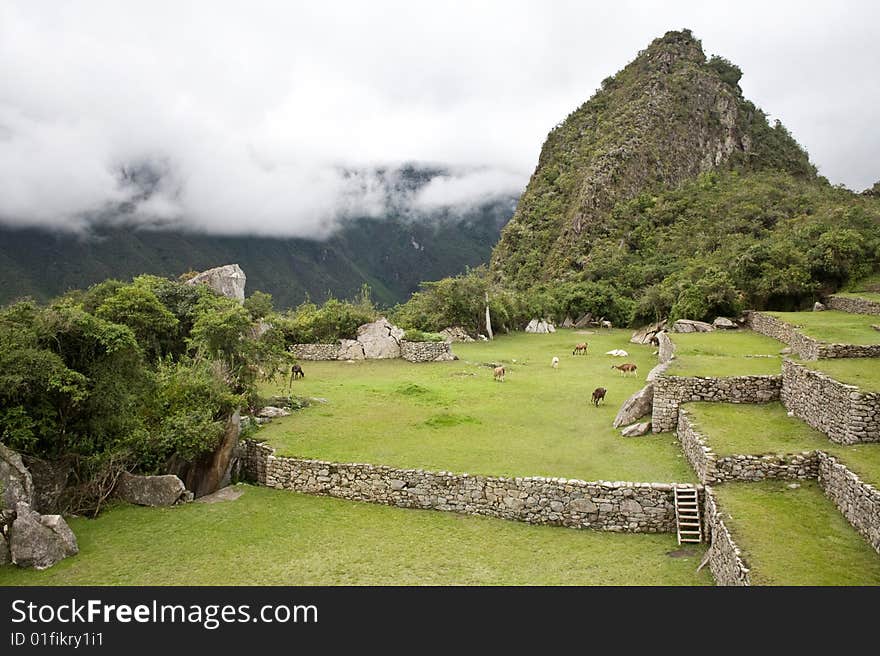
[0,164,516,307]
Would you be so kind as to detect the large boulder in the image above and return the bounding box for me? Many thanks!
[9,502,78,570]
[337,339,366,360]
[574,313,594,328]
[439,326,475,343]
[0,443,34,511]
[185,264,246,302]
[0,531,9,565]
[672,319,714,333]
[621,422,652,437]
[612,384,654,428]
[630,320,666,345]
[21,455,71,515]
[561,316,574,328]
[356,317,404,359]
[115,472,188,507]
[813,301,826,312]
[525,318,555,333]
[712,316,737,329]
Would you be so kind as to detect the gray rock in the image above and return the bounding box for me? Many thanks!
[0,532,9,565]
[813,301,826,312]
[613,385,654,428]
[673,319,714,333]
[574,313,594,328]
[10,502,78,570]
[569,498,598,514]
[439,326,474,342]
[630,320,666,344]
[115,472,188,506]
[257,406,290,419]
[525,318,555,333]
[561,316,574,328]
[185,264,246,302]
[356,317,404,359]
[0,443,34,511]
[621,422,652,437]
[337,338,366,360]
[21,455,70,515]
[712,316,737,329]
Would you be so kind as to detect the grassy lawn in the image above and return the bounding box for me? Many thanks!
[666,331,783,377]
[833,291,880,303]
[685,402,880,487]
[0,485,711,586]
[257,329,695,483]
[714,481,880,585]
[766,310,880,344]
[802,358,880,392]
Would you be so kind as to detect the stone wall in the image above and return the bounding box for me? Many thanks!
[652,374,781,432]
[400,340,455,363]
[817,452,880,554]
[782,360,880,444]
[289,343,341,361]
[827,295,880,316]
[746,311,821,359]
[703,487,751,586]
[657,331,675,364]
[290,341,455,362]
[677,407,818,483]
[238,441,690,533]
[747,311,880,359]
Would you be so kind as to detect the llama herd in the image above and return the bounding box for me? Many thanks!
[491,339,639,408]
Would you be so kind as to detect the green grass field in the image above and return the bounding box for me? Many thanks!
[713,481,880,585]
[256,329,695,483]
[766,310,880,344]
[0,486,711,586]
[666,331,783,377]
[802,358,880,392]
[685,402,880,486]
[833,291,880,303]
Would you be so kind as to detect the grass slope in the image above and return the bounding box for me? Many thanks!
[686,402,880,486]
[666,331,783,377]
[803,359,880,392]
[259,329,695,483]
[714,481,880,585]
[0,486,711,586]
[833,291,880,303]
[766,310,880,345]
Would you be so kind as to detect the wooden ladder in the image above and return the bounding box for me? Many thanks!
[674,486,702,544]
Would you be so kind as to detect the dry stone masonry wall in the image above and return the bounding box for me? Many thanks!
[400,341,456,362]
[289,343,341,361]
[703,487,751,586]
[817,452,880,554]
[782,360,880,444]
[747,311,880,359]
[652,374,781,432]
[238,441,688,533]
[827,295,880,316]
[290,341,454,362]
[677,407,817,484]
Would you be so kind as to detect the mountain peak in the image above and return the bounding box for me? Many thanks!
[490,30,815,288]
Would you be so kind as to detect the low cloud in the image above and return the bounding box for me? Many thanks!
[1,1,878,237]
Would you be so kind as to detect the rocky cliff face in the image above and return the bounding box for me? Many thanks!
[490,29,815,288]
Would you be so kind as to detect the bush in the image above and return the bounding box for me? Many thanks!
[402,329,445,342]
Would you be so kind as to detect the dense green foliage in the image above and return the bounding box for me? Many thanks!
[0,276,289,512]
[273,288,378,345]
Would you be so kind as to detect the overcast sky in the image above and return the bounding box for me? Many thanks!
[1,1,878,237]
